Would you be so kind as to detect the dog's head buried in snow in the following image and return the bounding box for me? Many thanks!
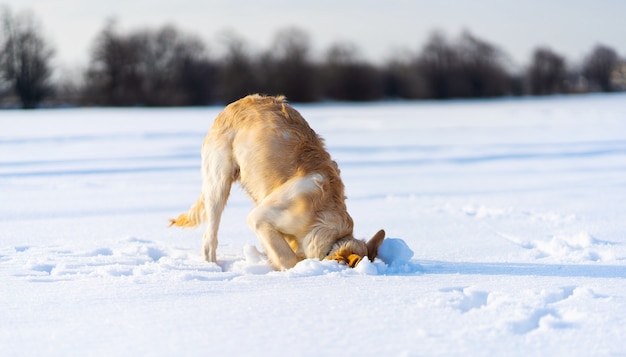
[169,94,385,270]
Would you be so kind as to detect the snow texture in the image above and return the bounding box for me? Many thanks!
[1,94,626,356]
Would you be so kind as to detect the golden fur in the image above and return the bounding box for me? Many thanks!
[170,94,385,270]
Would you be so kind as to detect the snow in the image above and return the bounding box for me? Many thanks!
[1,94,626,356]
[378,238,414,265]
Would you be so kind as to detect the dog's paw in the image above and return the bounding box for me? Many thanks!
[329,253,363,268]
[347,254,362,268]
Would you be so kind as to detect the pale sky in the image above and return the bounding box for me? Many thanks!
[3,0,625,70]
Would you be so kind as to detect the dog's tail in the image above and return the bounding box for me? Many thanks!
[169,194,205,228]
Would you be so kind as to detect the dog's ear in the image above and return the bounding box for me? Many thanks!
[366,229,385,261]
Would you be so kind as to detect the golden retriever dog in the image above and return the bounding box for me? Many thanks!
[170,94,385,270]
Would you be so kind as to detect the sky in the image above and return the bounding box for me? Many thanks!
[2,0,625,70]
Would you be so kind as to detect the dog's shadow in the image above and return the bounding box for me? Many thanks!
[418,260,626,279]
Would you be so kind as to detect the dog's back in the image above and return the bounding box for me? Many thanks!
[212,94,348,210]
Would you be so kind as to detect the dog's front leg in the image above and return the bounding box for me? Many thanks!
[245,174,323,270]
[247,205,300,270]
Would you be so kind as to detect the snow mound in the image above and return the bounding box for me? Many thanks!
[354,257,379,275]
[502,231,618,263]
[239,239,419,276]
[462,204,509,219]
[532,232,617,262]
[226,245,275,275]
[284,259,348,277]
[378,238,414,265]
[260,237,420,276]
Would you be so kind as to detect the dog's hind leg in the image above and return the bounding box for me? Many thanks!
[200,142,235,263]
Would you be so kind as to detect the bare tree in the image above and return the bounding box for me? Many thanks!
[382,50,427,99]
[528,47,567,95]
[414,31,459,99]
[85,20,215,106]
[178,51,217,106]
[456,31,510,97]
[583,44,619,92]
[84,20,139,105]
[322,42,383,101]
[611,59,626,91]
[415,31,512,99]
[215,31,262,103]
[263,27,319,102]
[0,7,54,108]
[132,25,214,106]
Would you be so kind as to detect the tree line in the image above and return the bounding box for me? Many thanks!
[1,7,625,108]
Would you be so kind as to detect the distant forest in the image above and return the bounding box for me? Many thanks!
[1,6,625,108]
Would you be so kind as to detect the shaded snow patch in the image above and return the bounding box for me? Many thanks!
[439,286,489,313]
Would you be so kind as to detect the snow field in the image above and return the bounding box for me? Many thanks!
[2,94,626,356]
